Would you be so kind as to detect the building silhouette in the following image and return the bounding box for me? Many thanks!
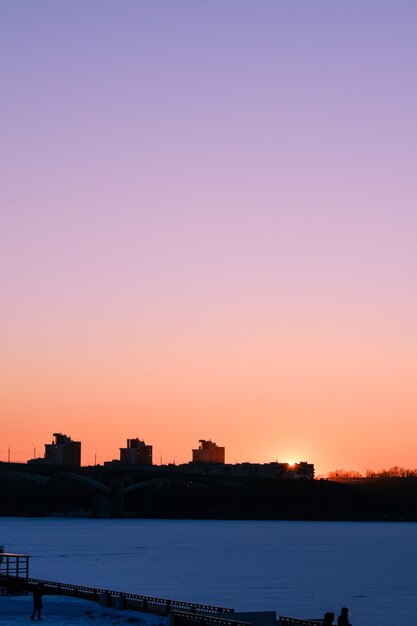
[184,460,314,479]
[120,438,153,465]
[44,433,81,467]
[192,439,225,464]
[34,432,313,480]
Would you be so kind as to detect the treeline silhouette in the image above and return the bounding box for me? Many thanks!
[2,472,417,520]
[328,465,417,479]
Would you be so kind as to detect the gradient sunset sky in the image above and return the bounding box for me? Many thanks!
[1,1,417,474]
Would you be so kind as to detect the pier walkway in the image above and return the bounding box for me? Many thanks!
[0,553,327,626]
[0,573,251,626]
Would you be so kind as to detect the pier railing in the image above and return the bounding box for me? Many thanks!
[0,553,29,583]
[171,609,251,626]
[279,618,323,626]
[0,574,326,626]
[0,574,235,619]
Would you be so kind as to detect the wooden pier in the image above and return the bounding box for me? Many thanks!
[279,618,323,626]
[0,569,251,626]
[0,554,329,626]
[0,552,29,595]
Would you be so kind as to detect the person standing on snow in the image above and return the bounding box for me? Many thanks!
[31,583,43,621]
[337,607,351,626]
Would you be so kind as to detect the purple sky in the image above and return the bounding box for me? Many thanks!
[1,1,417,473]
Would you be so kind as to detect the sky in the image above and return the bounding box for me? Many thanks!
[1,1,417,475]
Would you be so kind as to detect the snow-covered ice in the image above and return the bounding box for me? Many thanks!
[1,518,417,626]
[0,594,169,626]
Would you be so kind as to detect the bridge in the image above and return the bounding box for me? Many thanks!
[0,462,246,517]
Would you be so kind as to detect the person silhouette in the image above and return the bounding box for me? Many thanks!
[31,583,43,621]
[337,607,351,625]
[323,612,335,626]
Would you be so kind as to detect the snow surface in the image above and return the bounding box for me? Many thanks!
[0,594,169,626]
[1,518,417,626]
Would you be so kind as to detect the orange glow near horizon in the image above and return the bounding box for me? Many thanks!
[2,302,417,475]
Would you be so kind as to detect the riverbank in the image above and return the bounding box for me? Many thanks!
[2,474,417,520]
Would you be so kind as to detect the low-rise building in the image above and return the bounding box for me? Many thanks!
[182,460,314,479]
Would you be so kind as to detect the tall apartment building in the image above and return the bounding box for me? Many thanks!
[120,438,153,465]
[192,439,225,464]
[44,433,81,467]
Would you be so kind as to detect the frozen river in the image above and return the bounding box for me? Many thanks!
[1,518,417,626]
